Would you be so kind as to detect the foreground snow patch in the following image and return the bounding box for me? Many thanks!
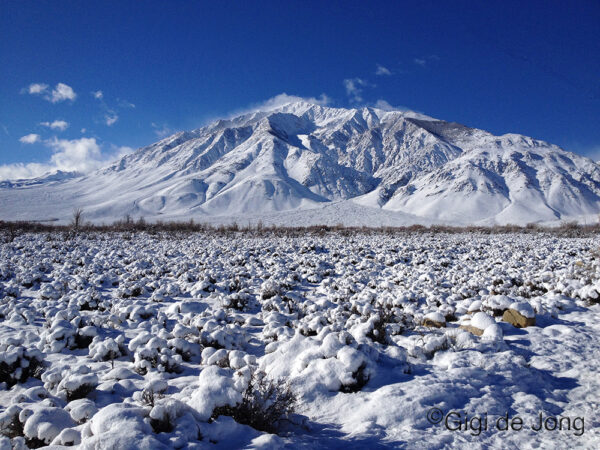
[0,231,599,448]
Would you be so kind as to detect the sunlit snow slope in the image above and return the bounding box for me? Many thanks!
[1,102,599,225]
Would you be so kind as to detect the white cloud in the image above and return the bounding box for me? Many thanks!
[0,162,55,181]
[343,78,372,103]
[239,93,331,114]
[19,133,41,144]
[92,90,103,99]
[110,145,135,160]
[26,83,49,94]
[45,137,102,172]
[24,82,77,102]
[105,114,118,126]
[373,100,410,111]
[0,137,101,180]
[375,64,392,76]
[40,120,69,131]
[214,93,331,124]
[0,137,136,180]
[373,99,429,118]
[49,83,77,103]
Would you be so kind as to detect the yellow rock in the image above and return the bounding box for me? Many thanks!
[502,309,536,328]
[459,325,484,336]
[422,318,446,328]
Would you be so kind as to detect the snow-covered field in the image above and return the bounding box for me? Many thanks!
[1,231,599,449]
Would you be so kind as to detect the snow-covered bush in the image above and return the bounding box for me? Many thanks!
[70,290,104,311]
[211,370,296,434]
[20,406,76,447]
[51,428,81,446]
[0,405,23,440]
[88,336,125,362]
[65,398,98,424]
[219,292,250,311]
[0,344,44,387]
[365,308,395,344]
[196,319,248,350]
[187,366,242,421]
[132,336,182,375]
[261,332,383,394]
[0,404,76,448]
[260,279,282,300]
[42,366,98,402]
[80,403,165,448]
[38,319,78,353]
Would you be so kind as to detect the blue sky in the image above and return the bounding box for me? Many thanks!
[1,1,599,179]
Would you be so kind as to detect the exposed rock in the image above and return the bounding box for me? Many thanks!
[422,312,446,328]
[503,309,536,328]
[459,325,484,336]
[460,312,496,336]
[422,318,446,328]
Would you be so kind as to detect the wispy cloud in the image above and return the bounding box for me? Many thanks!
[343,78,374,103]
[241,93,330,114]
[414,55,440,67]
[373,99,428,118]
[375,64,392,76]
[24,82,77,103]
[117,99,135,109]
[578,144,600,162]
[105,114,118,126]
[221,93,332,121]
[151,122,176,138]
[40,120,69,131]
[19,133,41,144]
[373,100,409,111]
[92,91,130,126]
[107,144,135,162]
[0,137,135,180]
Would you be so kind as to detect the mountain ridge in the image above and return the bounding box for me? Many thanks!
[1,102,599,225]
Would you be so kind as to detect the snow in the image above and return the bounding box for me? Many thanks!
[82,403,167,449]
[65,398,98,423]
[21,406,75,445]
[1,102,599,225]
[481,323,504,341]
[509,301,536,318]
[470,312,497,331]
[187,366,242,421]
[0,231,599,447]
[424,312,446,324]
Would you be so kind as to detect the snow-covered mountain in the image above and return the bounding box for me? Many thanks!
[2,102,600,225]
[0,170,82,189]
